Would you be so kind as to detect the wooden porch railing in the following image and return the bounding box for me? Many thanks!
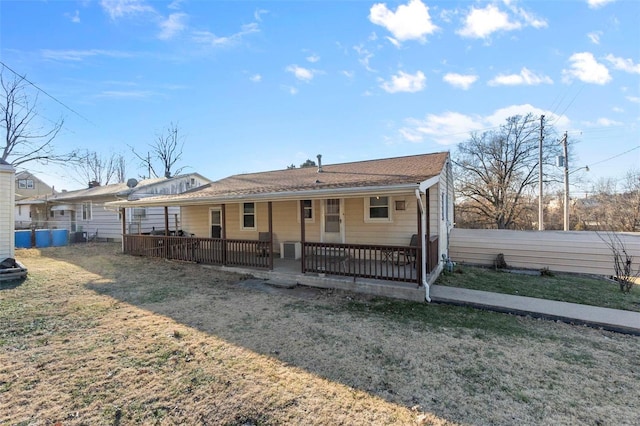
[123,235,272,269]
[303,242,425,285]
[428,235,439,274]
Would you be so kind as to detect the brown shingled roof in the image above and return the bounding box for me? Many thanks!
[112,152,449,206]
[204,151,448,196]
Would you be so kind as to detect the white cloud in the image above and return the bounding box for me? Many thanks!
[400,112,485,144]
[192,23,259,47]
[605,54,640,74]
[626,96,640,103]
[41,49,133,61]
[369,0,439,44]
[65,10,81,23]
[342,70,355,79]
[562,52,611,84]
[97,90,155,99]
[489,67,553,86]
[457,4,521,39]
[442,73,478,90]
[100,0,155,20]
[399,104,570,145]
[354,45,375,72]
[584,117,623,127]
[306,54,320,63]
[158,12,187,40]
[281,85,298,95]
[587,0,616,9]
[286,65,315,82]
[250,74,262,83]
[380,70,426,93]
[587,31,602,44]
[254,9,268,22]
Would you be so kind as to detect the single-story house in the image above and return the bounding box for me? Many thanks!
[46,173,212,241]
[107,152,454,301]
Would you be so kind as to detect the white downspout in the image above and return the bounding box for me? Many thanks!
[415,189,430,302]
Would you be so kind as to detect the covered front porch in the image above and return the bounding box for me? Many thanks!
[122,233,440,301]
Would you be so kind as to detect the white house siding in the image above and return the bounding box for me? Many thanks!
[449,228,640,276]
[14,204,32,228]
[1,163,16,260]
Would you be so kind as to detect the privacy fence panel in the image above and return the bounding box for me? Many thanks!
[449,228,640,276]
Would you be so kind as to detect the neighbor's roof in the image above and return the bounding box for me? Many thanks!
[49,172,211,202]
[108,152,449,207]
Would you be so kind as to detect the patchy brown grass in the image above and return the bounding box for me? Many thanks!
[1,243,639,425]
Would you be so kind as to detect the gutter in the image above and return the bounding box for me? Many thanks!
[105,183,425,208]
[415,188,431,302]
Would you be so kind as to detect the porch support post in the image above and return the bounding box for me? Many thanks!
[426,188,431,270]
[164,206,169,236]
[221,204,227,265]
[268,201,273,270]
[415,188,431,302]
[416,195,423,286]
[120,207,126,253]
[300,200,306,273]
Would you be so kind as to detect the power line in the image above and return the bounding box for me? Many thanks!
[0,60,95,126]
[589,145,640,168]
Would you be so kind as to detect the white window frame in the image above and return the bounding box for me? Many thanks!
[27,179,34,189]
[240,202,256,230]
[82,202,93,221]
[18,179,27,189]
[297,199,315,223]
[364,196,392,223]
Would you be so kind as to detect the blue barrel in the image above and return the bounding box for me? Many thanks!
[35,229,52,248]
[15,230,31,248]
[51,229,69,247]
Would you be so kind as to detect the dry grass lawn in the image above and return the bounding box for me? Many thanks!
[1,243,639,425]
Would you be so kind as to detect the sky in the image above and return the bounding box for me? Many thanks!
[1,0,639,196]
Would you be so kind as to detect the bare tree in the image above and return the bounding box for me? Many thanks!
[597,230,639,293]
[579,170,640,232]
[131,122,186,179]
[454,113,561,229]
[1,66,78,166]
[72,151,126,187]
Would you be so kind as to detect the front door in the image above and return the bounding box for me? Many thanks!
[323,199,343,243]
[210,208,222,238]
[70,210,76,232]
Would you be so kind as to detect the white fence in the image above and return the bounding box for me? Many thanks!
[449,228,640,277]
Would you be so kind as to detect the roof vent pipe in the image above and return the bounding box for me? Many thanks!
[317,154,323,173]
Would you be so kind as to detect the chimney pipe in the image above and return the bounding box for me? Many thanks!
[317,154,323,173]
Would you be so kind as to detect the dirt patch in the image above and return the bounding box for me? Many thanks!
[1,243,639,425]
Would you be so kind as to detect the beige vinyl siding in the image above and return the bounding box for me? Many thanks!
[1,164,15,259]
[344,194,418,246]
[180,205,210,237]
[449,228,640,276]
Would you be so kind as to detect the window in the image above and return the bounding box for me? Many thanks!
[18,180,26,189]
[241,202,256,230]
[82,202,92,221]
[295,199,315,223]
[365,196,391,222]
[17,179,33,189]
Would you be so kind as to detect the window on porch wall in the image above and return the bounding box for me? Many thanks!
[242,202,256,230]
[365,196,391,222]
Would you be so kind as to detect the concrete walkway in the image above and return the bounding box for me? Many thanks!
[430,285,640,335]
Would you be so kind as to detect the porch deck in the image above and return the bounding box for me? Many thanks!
[123,235,439,301]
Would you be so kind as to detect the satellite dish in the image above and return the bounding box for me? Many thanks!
[126,178,138,188]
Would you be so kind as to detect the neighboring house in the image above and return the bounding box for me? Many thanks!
[47,173,212,241]
[108,152,455,300]
[1,160,16,261]
[14,171,57,229]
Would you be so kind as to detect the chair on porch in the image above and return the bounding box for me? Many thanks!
[256,232,271,257]
[398,234,419,267]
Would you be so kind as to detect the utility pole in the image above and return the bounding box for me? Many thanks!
[561,132,569,231]
[538,115,545,231]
